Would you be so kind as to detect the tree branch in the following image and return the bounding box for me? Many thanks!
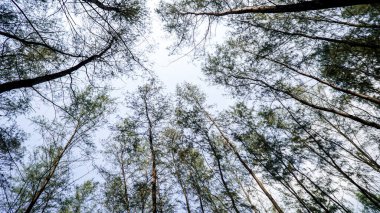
[83,0,123,13]
[241,21,380,49]
[229,75,380,129]
[0,40,113,94]
[181,0,380,16]
[82,0,138,16]
[0,31,83,58]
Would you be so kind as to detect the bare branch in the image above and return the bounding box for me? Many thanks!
[181,0,380,16]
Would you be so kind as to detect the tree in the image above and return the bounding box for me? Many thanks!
[1,0,379,212]
[0,2,147,196]
[2,87,111,212]
[159,1,380,211]
[175,83,284,212]
[0,0,146,116]
[128,80,171,213]
[11,144,72,213]
[101,118,147,213]
[0,124,24,209]
[101,80,172,213]
[59,180,99,213]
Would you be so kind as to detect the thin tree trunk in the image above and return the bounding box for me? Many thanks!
[25,122,80,213]
[278,179,312,213]
[196,102,284,213]
[320,115,380,172]
[170,149,191,213]
[143,95,158,213]
[120,156,131,213]
[282,162,330,212]
[282,105,380,209]
[292,164,351,213]
[234,174,260,213]
[274,97,361,213]
[205,134,240,213]
[196,187,205,213]
[175,165,191,213]
[235,135,313,212]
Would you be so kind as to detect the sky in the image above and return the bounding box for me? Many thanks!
[16,0,235,187]
[5,1,373,211]
[130,0,233,109]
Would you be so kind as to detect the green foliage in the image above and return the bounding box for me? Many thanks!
[356,192,380,213]
[59,180,99,213]
[103,176,130,213]
[64,87,113,125]
[159,1,380,211]
[11,145,71,212]
[1,0,380,212]
[0,126,24,156]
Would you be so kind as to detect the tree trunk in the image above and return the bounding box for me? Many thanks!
[120,156,131,213]
[206,134,240,213]
[24,122,80,213]
[143,96,158,213]
[198,104,284,213]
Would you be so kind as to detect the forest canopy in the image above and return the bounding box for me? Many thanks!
[1,0,379,212]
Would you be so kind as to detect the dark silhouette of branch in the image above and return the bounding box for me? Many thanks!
[229,75,380,129]
[262,57,380,105]
[83,0,123,13]
[83,0,139,16]
[240,21,379,49]
[0,40,113,94]
[181,0,380,16]
[0,31,83,58]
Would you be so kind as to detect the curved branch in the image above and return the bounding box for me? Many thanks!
[0,31,83,58]
[0,40,113,94]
